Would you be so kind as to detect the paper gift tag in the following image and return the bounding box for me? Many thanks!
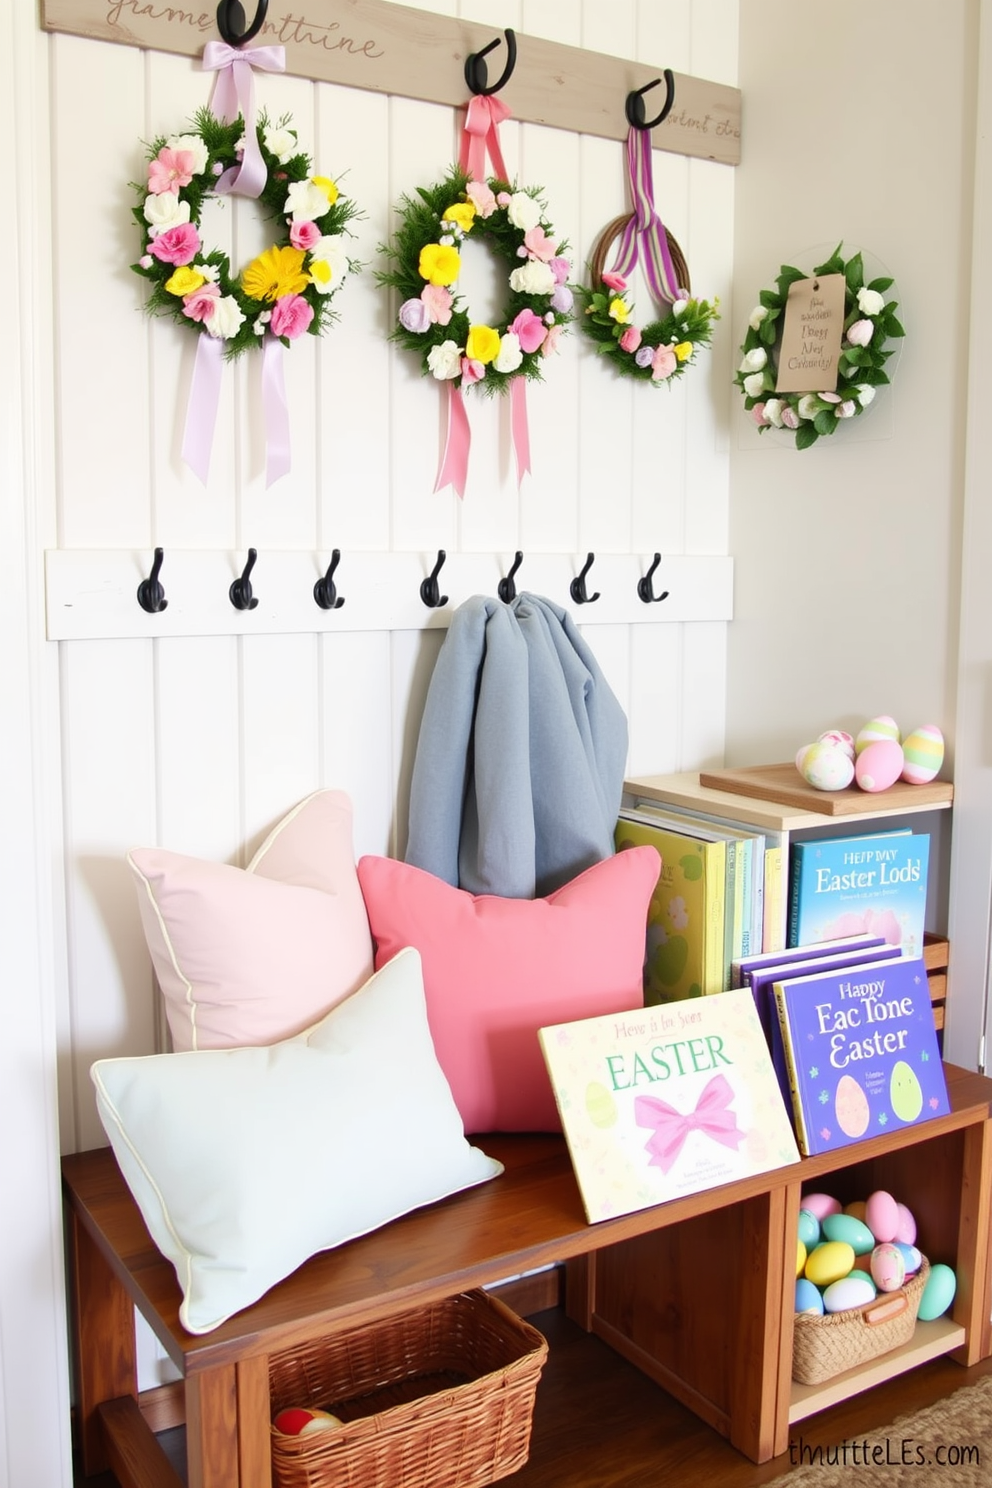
[774,272,846,394]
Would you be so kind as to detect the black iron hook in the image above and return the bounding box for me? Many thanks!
[637,552,669,604]
[420,550,449,609]
[314,550,345,611]
[229,548,259,611]
[136,547,168,614]
[625,69,676,130]
[216,0,268,47]
[570,553,601,606]
[498,551,524,604]
[464,28,517,96]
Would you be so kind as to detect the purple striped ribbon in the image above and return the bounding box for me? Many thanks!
[613,126,683,306]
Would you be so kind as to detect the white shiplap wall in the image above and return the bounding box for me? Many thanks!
[6,2,738,1480]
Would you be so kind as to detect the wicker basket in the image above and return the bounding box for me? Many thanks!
[269,1290,549,1488]
[792,1258,930,1385]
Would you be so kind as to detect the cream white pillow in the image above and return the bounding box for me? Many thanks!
[91,948,502,1335]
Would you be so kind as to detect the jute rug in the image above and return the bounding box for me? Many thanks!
[770,1373,992,1486]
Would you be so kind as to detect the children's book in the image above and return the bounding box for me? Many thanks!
[732,933,886,990]
[538,990,801,1223]
[615,811,726,1001]
[788,830,929,959]
[772,955,949,1157]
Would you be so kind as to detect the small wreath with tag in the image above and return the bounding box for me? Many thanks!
[376,166,573,395]
[735,245,905,449]
[576,214,720,383]
[131,107,359,360]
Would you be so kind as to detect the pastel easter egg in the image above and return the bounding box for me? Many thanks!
[801,741,855,791]
[805,1240,856,1288]
[822,1212,875,1255]
[894,1203,917,1245]
[865,1189,900,1242]
[795,743,816,774]
[796,1239,807,1277]
[848,1269,876,1289]
[801,1192,842,1221]
[844,1200,868,1223]
[818,729,856,760]
[901,725,944,785]
[890,1059,924,1122]
[795,1277,824,1315]
[797,1208,821,1249]
[823,1275,877,1313]
[855,739,905,793]
[834,1073,870,1138]
[894,1242,922,1276]
[856,716,901,754]
[918,1263,957,1321]
[585,1081,618,1129]
[870,1242,906,1292]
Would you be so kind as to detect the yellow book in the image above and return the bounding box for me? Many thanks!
[762,845,786,954]
[616,811,725,1002]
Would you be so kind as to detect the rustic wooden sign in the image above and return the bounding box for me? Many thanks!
[39,0,742,165]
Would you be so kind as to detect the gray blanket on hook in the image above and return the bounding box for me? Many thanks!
[405,592,629,899]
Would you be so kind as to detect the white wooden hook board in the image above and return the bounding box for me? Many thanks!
[44,549,733,641]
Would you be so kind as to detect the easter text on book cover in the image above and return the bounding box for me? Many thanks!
[812,841,924,896]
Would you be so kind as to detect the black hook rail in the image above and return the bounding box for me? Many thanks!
[314,550,345,611]
[136,548,168,614]
[637,552,670,604]
[420,551,449,609]
[570,552,601,605]
[229,549,259,611]
[625,70,676,130]
[216,0,268,47]
[464,28,517,96]
[498,551,524,604]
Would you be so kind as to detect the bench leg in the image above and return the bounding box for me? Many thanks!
[68,1209,137,1476]
[185,1364,240,1488]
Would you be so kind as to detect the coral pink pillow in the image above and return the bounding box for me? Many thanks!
[129,790,374,1052]
[356,847,659,1133]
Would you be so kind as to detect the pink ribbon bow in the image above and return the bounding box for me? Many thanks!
[201,41,286,199]
[613,124,683,307]
[458,93,511,184]
[634,1074,746,1175]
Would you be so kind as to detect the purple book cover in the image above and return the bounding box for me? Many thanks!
[773,955,949,1157]
[749,941,901,1075]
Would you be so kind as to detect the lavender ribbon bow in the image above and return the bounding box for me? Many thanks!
[201,41,286,199]
[613,125,683,307]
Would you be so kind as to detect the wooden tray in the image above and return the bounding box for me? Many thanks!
[698,763,953,816]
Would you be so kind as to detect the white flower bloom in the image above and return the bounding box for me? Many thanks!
[856,383,876,407]
[308,235,347,294]
[672,298,689,316]
[762,397,785,427]
[797,393,822,420]
[834,399,857,418]
[493,332,523,374]
[740,347,768,373]
[143,192,191,235]
[749,305,768,331]
[285,178,332,222]
[205,295,246,340]
[509,259,555,295]
[427,339,463,380]
[857,286,886,316]
[166,133,209,175]
[195,262,219,283]
[506,191,542,232]
[263,126,298,165]
[743,371,768,398]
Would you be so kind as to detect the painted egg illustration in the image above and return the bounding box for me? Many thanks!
[584,1081,618,1129]
[870,1242,906,1292]
[890,1059,924,1122]
[901,724,944,784]
[856,715,901,754]
[834,1074,870,1137]
[855,739,904,792]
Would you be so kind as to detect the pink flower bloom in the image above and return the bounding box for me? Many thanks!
[270,293,315,339]
[541,323,563,358]
[290,219,322,251]
[651,344,678,381]
[523,225,557,262]
[496,191,512,206]
[818,390,842,402]
[751,401,769,426]
[846,318,875,347]
[421,284,453,325]
[149,223,200,266]
[148,147,195,195]
[510,307,548,354]
[182,282,221,322]
[465,180,498,217]
[780,406,800,429]
[602,270,627,292]
[550,256,570,285]
[619,326,642,354]
[460,357,486,384]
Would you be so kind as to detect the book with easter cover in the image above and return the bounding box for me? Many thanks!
[772,954,949,1158]
[615,812,726,1002]
[787,830,929,959]
[538,990,801,1223]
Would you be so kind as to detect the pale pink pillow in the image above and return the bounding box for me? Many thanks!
[356,847,659,1133]
[129,790,374,1051]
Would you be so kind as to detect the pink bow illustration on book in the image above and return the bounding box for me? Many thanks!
[634,1074,746,1174]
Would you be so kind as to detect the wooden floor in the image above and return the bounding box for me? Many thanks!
[73,1305,992,1488]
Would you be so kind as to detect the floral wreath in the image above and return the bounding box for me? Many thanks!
[376,166,573,394]
[131,107,359,359]
[576,214,720,384]
[735,245,905,449]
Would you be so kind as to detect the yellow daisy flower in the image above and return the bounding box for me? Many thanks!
[242,245,309,303]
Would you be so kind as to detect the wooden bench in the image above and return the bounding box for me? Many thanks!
[64,1063,992,1487]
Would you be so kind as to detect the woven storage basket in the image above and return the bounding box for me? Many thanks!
[269,1290,548,1488]
[792,1257,930,1385]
